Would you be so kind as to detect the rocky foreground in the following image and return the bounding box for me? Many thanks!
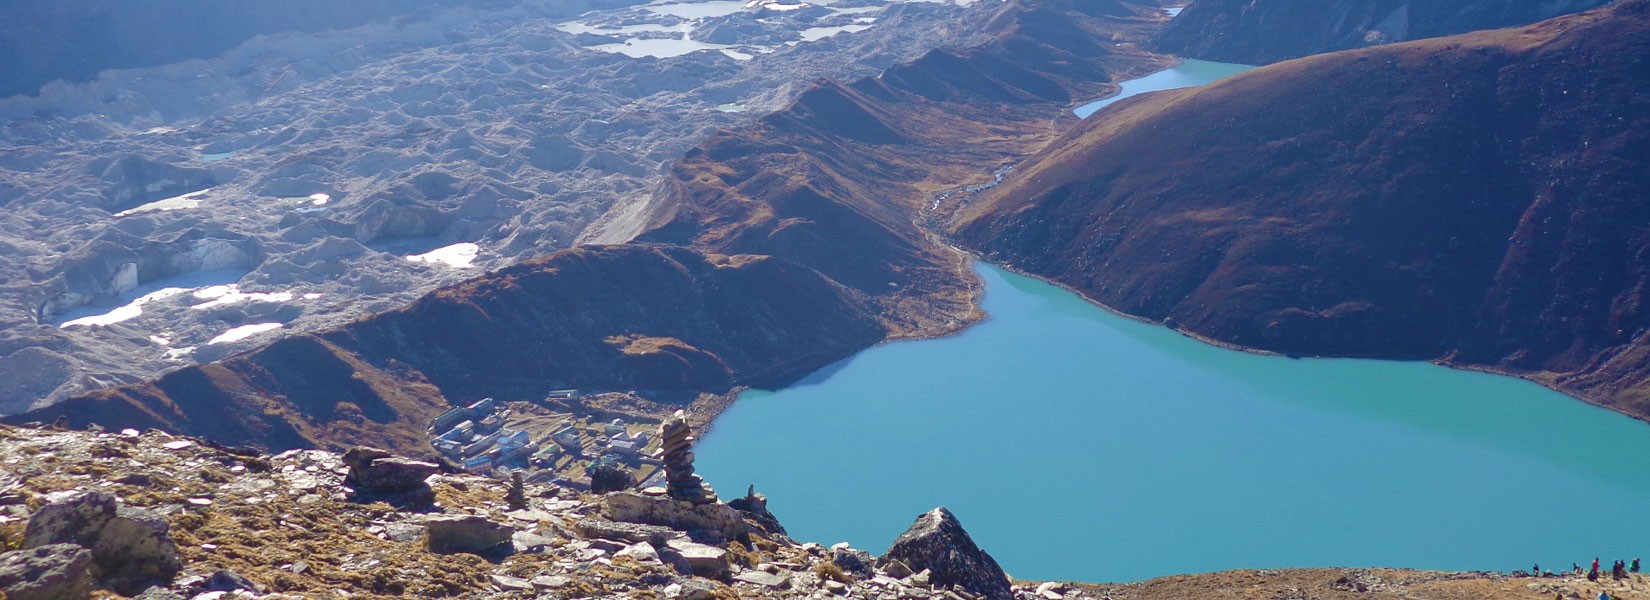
[0,422,1633,600]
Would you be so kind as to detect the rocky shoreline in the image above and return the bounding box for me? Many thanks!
[0,423,1617,599]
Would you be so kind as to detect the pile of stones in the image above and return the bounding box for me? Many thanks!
[659,411,716,505]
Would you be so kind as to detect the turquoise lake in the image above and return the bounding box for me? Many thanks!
[696,263,1650,583]
[1074,59,1255,119]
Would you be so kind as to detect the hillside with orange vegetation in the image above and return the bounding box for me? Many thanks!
[955,0,1650,418]
[1151,0,1610,65]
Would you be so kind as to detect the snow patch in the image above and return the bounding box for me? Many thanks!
[406,242,481,268]
[207,323,284,345]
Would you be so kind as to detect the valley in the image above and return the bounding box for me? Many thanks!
[1,0,1647,596]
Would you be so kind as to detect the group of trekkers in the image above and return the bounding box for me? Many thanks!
[1528,558,1641,600]
[1530,557,1640,580]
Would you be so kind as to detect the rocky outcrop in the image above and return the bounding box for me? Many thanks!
[1151,0,1610,65]
[956,0,1650,420]
[883,508,1012,600]
[342,446,438,505]
[23,490,182,595]
[0,544,94,600]
[605,492,751,543]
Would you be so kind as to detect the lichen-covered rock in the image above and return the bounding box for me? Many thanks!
[882,507,1012,600]
[22,490,116,549]
[93,506,183,594]
[425,515,515,556]
[22,490,181,595]
[0,543,94,600]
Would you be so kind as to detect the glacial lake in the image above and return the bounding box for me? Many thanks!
[697,263,1650,583]
[1073,59,1254,119]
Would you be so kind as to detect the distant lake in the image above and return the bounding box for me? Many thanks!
[1074,59,1253,119]
[697,263,1650,583]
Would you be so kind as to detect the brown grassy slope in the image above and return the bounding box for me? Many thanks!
[639,0,1172,336]
[12,245,885,454]
[12,0,1182,453]
[954,1,1650,417]
[1150,0,1611,65]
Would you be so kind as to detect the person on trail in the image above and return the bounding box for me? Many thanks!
[1633,558,1641,573]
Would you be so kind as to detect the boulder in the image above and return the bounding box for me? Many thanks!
[22,490,116,548]
[23,491,181,595]
[343,446,438,506]
[0,544,94,600]
[881,508,1012,600]
[353,458,438,492]
[425,515,515,556]
[94,506,183,594]
[832,542,875,577]
[344,447,437,493]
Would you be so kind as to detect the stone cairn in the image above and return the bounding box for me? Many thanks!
[659,410,716,504]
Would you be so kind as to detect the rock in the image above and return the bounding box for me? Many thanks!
[666,580,717,600]
[511,530,558,553]
[384,522,425,543]
[884,558,914,579]
[425,515,515,556]
[492,574,533,591]
[23,490,116,548]
[825,580,850,595]
[24,491,181,595]
[735,570,792,588]
[728,485,787,536]
[344,447,437,493]
[134,587,187,600]
[531,575,571,589]
[833,542,875,577]
[616,541,661,562]
[882,508,1012,600]
[205,569,261,593]
[572,518,681,546]
[94,506,184,594]
[604,492,749,542]
[0,544,94,600]
[665,539,730,578]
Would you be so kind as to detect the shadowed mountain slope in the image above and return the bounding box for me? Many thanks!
[956,0,1650,417]
[14,246,886,455]
[1152,0,1610,65]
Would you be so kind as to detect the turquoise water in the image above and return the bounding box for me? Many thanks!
[697,264,1650,583]
[1074,59,1254,119]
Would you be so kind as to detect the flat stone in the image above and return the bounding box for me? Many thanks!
[511,531,558,553]
[492,574,533,591]
[616,541,660,562]
[532,575,571,589]
[735,570,792,588]
[666,539,729,578]
[504,508,556,522]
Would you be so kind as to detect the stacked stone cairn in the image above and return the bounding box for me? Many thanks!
[659,410,716,504]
